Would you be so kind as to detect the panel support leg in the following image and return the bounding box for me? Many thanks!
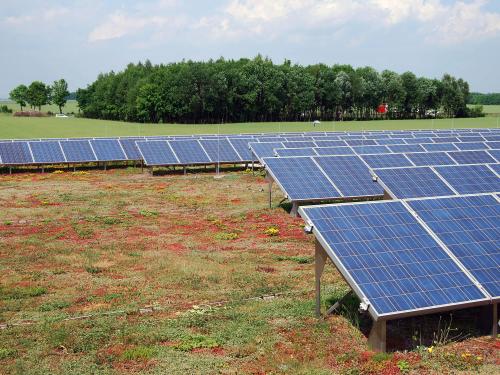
[290,202,299,217]
[183,166,187,175]
[326,290,353,316]
[104,162,107,171]
[9,167,12,175]
[493,303,498,338]
[315,240,328,318]
[268,180,272,208]
[252,160,255,175]
[141,160,144,173]
[368,320,387,352]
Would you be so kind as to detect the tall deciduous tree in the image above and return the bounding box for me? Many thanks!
[27,81,50,111]
[52,79,70,114]
[9,84,28,111]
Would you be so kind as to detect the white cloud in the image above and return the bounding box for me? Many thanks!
[5,8,68,26]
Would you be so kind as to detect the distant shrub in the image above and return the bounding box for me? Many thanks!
[0,105,12,114]
[13,111,48,117]
[467,105,485,118]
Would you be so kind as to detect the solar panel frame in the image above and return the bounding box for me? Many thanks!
[434,164,500,194]
[406,152,457,166]
[168,140,211,164]
[299,200,489,320]
[29,141,66,164]
[0,141,34,165]
[199,139,242,163]
[422,143,459,152]
[59,140,97,163]
[135,140,179,166]
[388,144,425,153]
[447,150,497,165]
[274,147,317,157]
[90,139,128,161]
[361,153,414,169]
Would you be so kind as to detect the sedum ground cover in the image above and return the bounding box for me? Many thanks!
[0,168,498,374]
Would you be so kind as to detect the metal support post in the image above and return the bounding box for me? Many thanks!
[315,240,328,318]
[368,319,387,352]
[493,303,498,338]
[290,202,299,217]
[268,180,272,208]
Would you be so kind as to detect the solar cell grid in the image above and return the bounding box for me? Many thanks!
[344,139,377,146]
[405,137,433,144]
[486,142,500,150]
[434,165,499,194]
[406,152,457,166]
[136,141,179,166]
[375,138,407,145]
[489,164,500,175]
[361,154,413,169]
[300,201,487,317]
[351,145,391,155]
[388,144,425,153]
[433,137,460,143]
[453,142,489,151]
[0,142,33,164]
[264,157,341,201]
[314,146,355,156]
[274,147,317,157]
[90,139,127,161]
[60,140,96,163]
[421,143,458,152]
[119,138,143,160]
[199,139,241,162]
[408,195,500,298]
[169,140,211,164]
[29,141,66,163]
[314,140,347,147]
[448,150,496,165]
[282,141,317,148]
[314,155,384,197]
[249,142,285,161]
[374,167,456,199]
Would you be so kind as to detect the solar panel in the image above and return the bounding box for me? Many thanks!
[457,136,485,143]
[421,143,458,152]
[0,142,33,164]
[406,152,457,166]
[136,141,179,166]
[405,137,432,144]
[299,201,487,318]
[388,144,425,153]
[351,145,391,155]
[453,142,489,151]
[29,141,66,163]
[374,167,456,199]
[344,139,377,146]
[434,137,459,143]
[285,136,313,142]
[484,135,500,142]
[447,150,496,165]
[199,139,241,163]
[486,141,500,149]
[434,165,499,194]
[228,138,255,161]
[408,195,500,298]
[90,139,127,161]
[314,140,347,147]
[274,147,317,157]
[169,140,211,164]
[314,146,355,156]
[487,149,500,162]
[314,155,384,197]
[263,157,341,201]
[489,164,500,175]
[282,141,317,148]
[361,154,413,169]
[60,140,97,163]
[119,138,143,160]
[375,138,407,145]
[249,142,284,161]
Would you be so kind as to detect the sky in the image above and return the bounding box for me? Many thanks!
[1,0,500,97]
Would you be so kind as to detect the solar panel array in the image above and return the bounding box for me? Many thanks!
[299,194,498,319]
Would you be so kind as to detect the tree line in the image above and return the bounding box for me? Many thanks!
[9,79,70,114]
[468,92,500,105]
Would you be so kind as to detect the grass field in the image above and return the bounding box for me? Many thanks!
[0,100,80,115]
[0,168,497,374]
[0,113,499,140]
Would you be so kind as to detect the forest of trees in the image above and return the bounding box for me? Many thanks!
[76,56,474,124]
[468,92,500,105]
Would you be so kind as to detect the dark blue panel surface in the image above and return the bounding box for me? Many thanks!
[434,137,459,143]
[375,138,407,145]
[422,143,458,152]
[345,139,377,146]
[282,141,317,148]
[302,201,486,316]
[0,142,33,164]
[375,167,455,198]
[314,146,355,156]
[136,141,179,166]
[488,149,500,163]
[249,142,284,160]
[314,155,384,197]
[435,165,499,194]
[405,137,433,144]
[91,139,127,161]
[275,148,317,157]
[314,140,347,147]
[407,152,457,166]
[454,142,488,150]
[409,195,500,298]
[119,138,143,160]
[228,138,255,161]
[490,164,500,175]
[361,154,413,169]
[199,139,241,162]
[60,140,96,162]
[351,145,390,155]
[169,140,211,164]
[30,141,65,163]
[264,157,340,201]
[388,144,425,153]
[448,150,496,165]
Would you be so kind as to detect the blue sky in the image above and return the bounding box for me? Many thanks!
[1,0,499,97]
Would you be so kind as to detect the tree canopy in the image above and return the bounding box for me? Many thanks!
[70,57,471,123]
[52,79,70,113]
[9,84,28,111]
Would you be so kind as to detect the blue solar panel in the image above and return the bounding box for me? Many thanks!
[275,148,317,157]
[300,201,486,317]
[119,138,143,160]
[484,135,500,142]
[313,136,341,141]
[448,150,496,165]
[434,165,499,194]
[136,141,179,166]
[490,164,500,175]
[314,155,384,197]
[405,137,432,144]
[30,141,65,163]
[374,167,456,198]
[282,141,317,148]
[406,152,456,166]
[361,154,413,169]
[60,140,96,162]
[486,142,500,149]
[375,138,407,145]
[285,136,313,142]
[351,145,391,155]
[0,142,33,164]
[169,140,211,164]
[314,140,347,148]
[314,146,355,156]
[408,195,500,298]
[454,142,489,151]
[487,149,500,162]
[457,136,485,143]
[344,139,377,146]
[249,142,284,160]
[90,140,127,161]
[388,144,425,153]
[434,137,459,143]
[421,143,458,152]
[228,138,255,161]
[199,139,241,162]
[263,157,340,201]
